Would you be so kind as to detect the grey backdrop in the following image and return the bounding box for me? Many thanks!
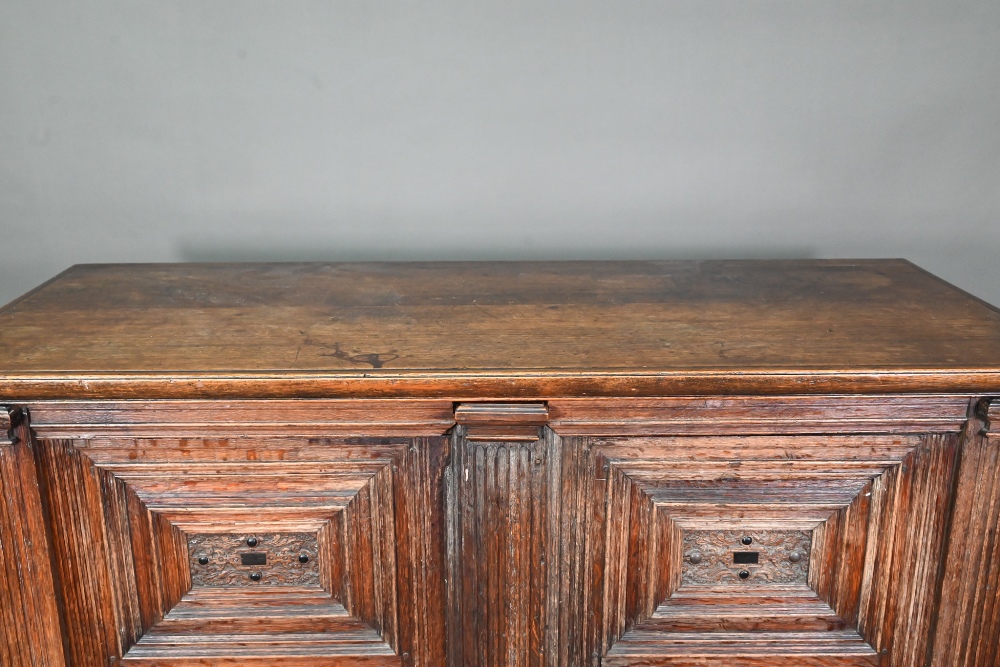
[2,1,998,307]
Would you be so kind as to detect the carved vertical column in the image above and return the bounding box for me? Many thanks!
[445,403,560,667]
[931,397,1000,667]
[0,406,65,666]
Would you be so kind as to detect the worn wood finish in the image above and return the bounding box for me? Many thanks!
[2,261,1000,399]
[1,261,1000,666]
[25,399,455,438]
[444,425,559,667]
[5,371,1000,400]
[26,423,449,666]
[930,399,1000,667]
[548,395,970,435]
[0,409,65,667]
[2,404,23,443]
[602,631,880,667]
[454,402,549,441]
[530,429,977,666]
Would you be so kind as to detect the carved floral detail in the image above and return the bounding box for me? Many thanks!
[682,530,811,587]
[188,532,320,587]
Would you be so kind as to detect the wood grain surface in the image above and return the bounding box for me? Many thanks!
[1,262,999,666]
[2,393,999,666]
[929,399,1000,666]
[0,411,65,667]
[17,409,449,666]
[1,260,999,398]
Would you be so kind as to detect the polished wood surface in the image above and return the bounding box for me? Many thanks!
[1,261,998,666]
[1,260,999,398]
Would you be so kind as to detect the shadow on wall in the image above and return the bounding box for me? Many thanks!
[177,244,820,263]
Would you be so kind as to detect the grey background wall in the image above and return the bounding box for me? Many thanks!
[2,1,998,307]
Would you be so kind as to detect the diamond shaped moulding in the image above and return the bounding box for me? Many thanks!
[31,434,436,667]
[588,432,964,666]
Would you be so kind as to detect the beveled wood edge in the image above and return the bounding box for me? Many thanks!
[454,402,549,424]
[548,394,974,435]
[903,258,1000,317]
[18,393,983,439]
[455,402,548,441]
[2,369,1000,400]
[25,398,455,438]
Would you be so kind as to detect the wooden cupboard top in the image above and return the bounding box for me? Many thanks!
[1,259,999,399]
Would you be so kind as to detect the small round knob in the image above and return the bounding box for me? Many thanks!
[741,536,753,546]
[246,536,258,547]
[738,570,751,580]
[249,572,262,582]
[299,553,310,564]
[789,551,802,563]
[688,551,703,565]
[197,556,209,566]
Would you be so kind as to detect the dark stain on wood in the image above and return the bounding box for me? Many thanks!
[319,342,400,369]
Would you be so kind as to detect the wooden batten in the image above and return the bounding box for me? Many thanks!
[548,394,972,435]
[453,402,549,441]
[25,399,455,439]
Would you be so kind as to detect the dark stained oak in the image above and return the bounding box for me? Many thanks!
[0,412,65,667]
[1,260,1000,399]
[929,400,1000,666]
[1,260,999,667]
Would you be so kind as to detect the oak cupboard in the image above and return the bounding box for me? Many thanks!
[1,260,998,666]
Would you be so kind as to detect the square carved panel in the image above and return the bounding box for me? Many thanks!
[33,433,448,667]
[583,433,964,666]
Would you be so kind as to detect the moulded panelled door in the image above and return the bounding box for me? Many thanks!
[18,399,455,667]
[4,395,1000,666]
[532,395,1000,667]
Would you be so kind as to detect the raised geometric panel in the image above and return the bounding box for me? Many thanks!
[33,432,449,667]
[578,433,963,666]
[14,395,987,667]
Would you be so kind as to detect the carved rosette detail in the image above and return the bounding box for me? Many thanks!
[682,530,811,586]
[188,532,320,587]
